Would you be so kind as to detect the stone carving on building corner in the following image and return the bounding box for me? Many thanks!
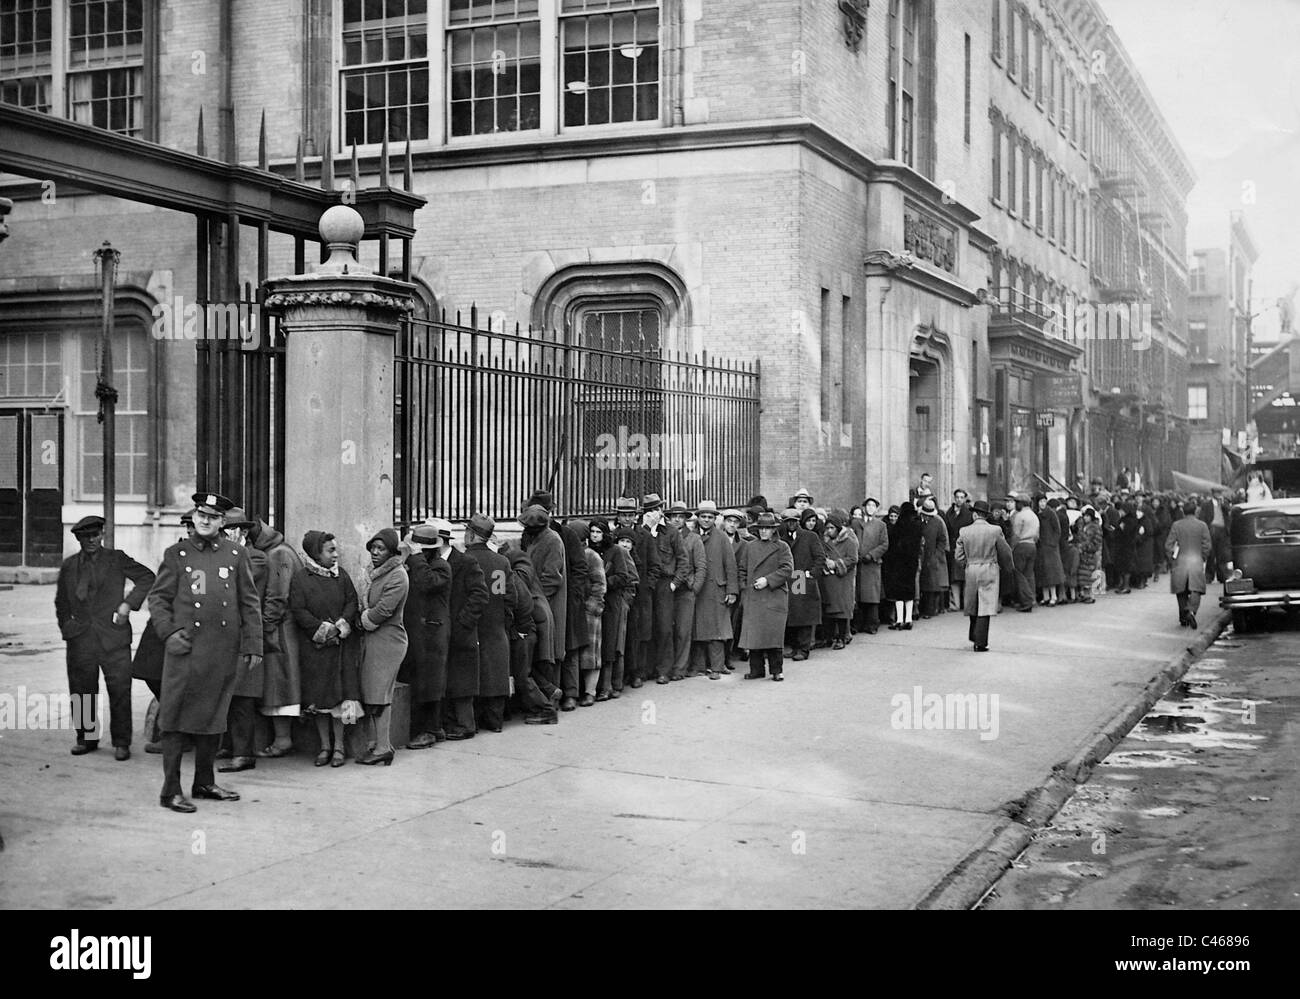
[838,0,868,53]
[903,202,957,273]
[864,249,916,271]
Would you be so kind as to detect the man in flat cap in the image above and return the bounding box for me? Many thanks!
[147,492,262,812]
[55,515,156,759]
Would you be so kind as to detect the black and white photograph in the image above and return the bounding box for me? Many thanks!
[0,0,1293,963]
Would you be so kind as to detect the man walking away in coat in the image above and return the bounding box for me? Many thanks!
[1010,493,1039,612]
[690,500,739,679]
[956,501,1014,652]
[55,515,156,759]
[1167,503,1213,629]
[668,501,707,680]
[148,492,262,812]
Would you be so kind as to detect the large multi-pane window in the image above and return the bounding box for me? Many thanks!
[560,0,659,129]
[0,331,60,399]
[0,0,142,134]
[77,327,148,498]
[1187,385,1208,422]
[449,0,540,136]
[0,0,52,110]
[887,0,933,175]
[342,0,430,144]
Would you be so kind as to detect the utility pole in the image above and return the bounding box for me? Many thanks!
[92,241,120,547]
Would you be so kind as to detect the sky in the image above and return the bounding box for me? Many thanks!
[1099,0,1300,339]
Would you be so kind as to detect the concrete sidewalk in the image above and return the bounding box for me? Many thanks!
[0,580,1219,909]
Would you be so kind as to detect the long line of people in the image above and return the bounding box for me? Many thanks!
[57,476,1238,809]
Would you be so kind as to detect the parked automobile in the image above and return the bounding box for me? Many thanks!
[1220,497,1300,631]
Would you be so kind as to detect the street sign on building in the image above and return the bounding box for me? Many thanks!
[1035,413,1056,428]
[1034,374,1084,410]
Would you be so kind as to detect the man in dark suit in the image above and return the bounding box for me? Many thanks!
[443,522,489,740]
[54,515,156,759]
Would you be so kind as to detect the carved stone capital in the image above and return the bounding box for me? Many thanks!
[262,288,414,314]
[838,0,868,53]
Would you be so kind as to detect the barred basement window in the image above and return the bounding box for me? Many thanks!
[0,0,52,110]
[561,0,659,128]
[342,0,429,144]
[448,0,539,136]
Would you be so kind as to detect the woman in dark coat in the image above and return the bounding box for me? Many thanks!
[1112,503,1138,593]
[357,528,409,765]
[1133,503,1155,588]
[1034,495,1065,604]
[289,531,361,767]
[819,511,858,648]
[883,502,923,630]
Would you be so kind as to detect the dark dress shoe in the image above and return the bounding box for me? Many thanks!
[578,693,595,707]
[160,794,197,813]
[771,673,785,681]
[406,732,439,750]
[524,710,559,725]
[1017,605,1033,613]
[445,728,475,740]
[560,696,579,710]
[831,639,845,650]
[191,784,240,801]
[357,749,396,765]
[791,651,809,661]
[594,691,612,702]
[743,672,766,680]
[114,746,131,762]
[629,677,644,688]
[70,743,98,756]
[655,677,670,685]
[866,626,878,635]
[144,741,163,754]
[218,756,255,773]
[215,747,233,760]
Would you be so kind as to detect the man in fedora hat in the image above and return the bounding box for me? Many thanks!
[55,515,156,759]
[955,500,1014,652]
[400,521,454,750]
[736,512,794,680]
[444,518,489,739]
[666,500,706,680]
[720,508,750,662]
[631,493,686,685]
[690,500,739,678]
[147,492,262,812]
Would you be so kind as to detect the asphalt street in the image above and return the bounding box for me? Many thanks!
[0,579,1222,909]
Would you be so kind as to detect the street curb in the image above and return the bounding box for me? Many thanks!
[913,606,1231,910]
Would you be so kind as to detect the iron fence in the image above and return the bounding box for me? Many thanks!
[394,311,761,525]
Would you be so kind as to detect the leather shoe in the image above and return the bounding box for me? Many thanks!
[114,746,131,762]
[191,784,240,802]
[215,747,233,760]
[218,756,255,773]
[406,731,439,750]
[743,672,765,680]
[159,793,196,813]
[70,743,98,756]
[629,676,644,688]
[444,728,475,740]
[560,696,578,710]
[578,693,595,707]
[524,710,558,725]
[771,673,785,681]
[144,741,163,754]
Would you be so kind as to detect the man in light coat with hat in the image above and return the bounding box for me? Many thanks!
[955,500,1014,652]
[690,500,739,678]
[147,492,262,812]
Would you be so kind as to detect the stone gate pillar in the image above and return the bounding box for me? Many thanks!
[263,205,415,582]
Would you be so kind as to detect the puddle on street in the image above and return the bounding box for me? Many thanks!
[1140,714,1204,734]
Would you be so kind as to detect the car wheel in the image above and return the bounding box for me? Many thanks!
[1232,609,1252,634]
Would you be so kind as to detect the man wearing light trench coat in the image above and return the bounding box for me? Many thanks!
[955,500,1014,653]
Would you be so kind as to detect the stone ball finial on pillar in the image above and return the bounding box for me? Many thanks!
[318,204,366,274]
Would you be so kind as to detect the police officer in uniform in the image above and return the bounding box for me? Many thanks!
[147,492,263,813]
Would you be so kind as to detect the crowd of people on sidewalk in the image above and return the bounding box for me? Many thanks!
[50,473,1246,813]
